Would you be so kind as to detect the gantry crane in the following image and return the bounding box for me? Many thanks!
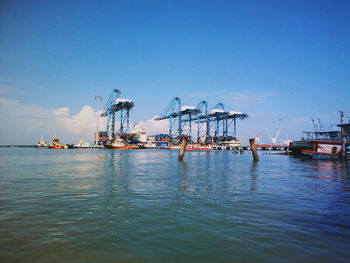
[100,89,134,141]
[210,103,226,138]
[195,100,210,142]
[154,97,200,138]
[156,97,248,144]
[154,97,181,137]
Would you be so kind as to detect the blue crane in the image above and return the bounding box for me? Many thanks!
[194,101,210,142]
[100,89,134,141]
[229,111,249,138]
[155,97,200,138]
[210,103,226,138]
[189,102,248,141]
[155,97,181,137]
[156,97,248,143]
[207,103,249,139]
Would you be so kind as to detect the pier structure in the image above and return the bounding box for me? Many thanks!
[100,89,134,142]
[155,97,248,144]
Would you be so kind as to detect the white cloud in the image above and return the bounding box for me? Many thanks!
[0,77,29,95]
[0,97,305,145]
[0,98,105,144]
[0,84,27,95]
[55,107,70,116]
[138,117,168,136]
[0,98,171,144]
[56,106,105,137]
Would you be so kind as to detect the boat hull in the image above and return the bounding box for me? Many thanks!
[105,144,138,150]
[302,150,341,159]
[301,140,349,159]
[49,145,66,149]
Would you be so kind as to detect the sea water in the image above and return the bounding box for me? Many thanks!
[0,148,349,262]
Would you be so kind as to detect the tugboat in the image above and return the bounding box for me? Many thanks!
[35,134,48,149]
[105,138,138,150]
[49,135,67,149]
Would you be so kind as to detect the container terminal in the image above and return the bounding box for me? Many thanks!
[91,89,252,150]
[29,89,348,157]
[30,89,289,151]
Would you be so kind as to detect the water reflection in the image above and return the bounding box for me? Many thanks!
[250,161,258,191]
[103,150,132,214]
[295,158,350,190]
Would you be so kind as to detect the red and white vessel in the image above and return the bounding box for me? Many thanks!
[296,120,350,159]
[105,139,138,150]
[49,136,67,149]
[302,140,349,159]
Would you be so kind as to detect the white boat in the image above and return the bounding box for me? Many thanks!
[35,134,48,148]
[215,139,242,149]
[144,142,157,148]
[73,139,91,149]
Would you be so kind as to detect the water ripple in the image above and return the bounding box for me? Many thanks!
[0,149,349,262]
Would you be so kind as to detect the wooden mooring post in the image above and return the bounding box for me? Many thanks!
[178,136,189,161]
[341,135,347,160]
[341,132,347,160]
[338,112,348,160]
[249,138,259,161]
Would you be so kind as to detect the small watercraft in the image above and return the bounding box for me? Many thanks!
[105,139,138,149]
[73,139,91,149]
[302,140,349,159]
[49,136,67,149]
[35,134,48,149]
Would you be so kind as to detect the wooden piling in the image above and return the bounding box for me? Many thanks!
[339,125,347,160]
[249,138,259,161]
[178,136,188,161]
[341,134,347,160]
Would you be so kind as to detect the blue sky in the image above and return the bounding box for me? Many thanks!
[0,0,349,144]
